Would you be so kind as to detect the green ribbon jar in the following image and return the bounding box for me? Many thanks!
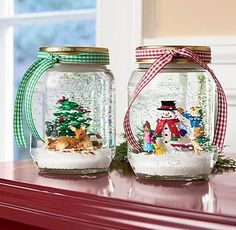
[14,46,115,174]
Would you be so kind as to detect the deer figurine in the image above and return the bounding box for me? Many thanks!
[47,125,93,152]
[70,125,93,149]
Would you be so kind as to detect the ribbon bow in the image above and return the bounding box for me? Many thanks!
[14,51,109,147]
[123,47,227,151]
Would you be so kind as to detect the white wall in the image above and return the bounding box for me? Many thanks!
[96,0,142,141]
[143,0,236,38]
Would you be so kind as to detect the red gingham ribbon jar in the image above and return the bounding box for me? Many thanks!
[124,45,227,181]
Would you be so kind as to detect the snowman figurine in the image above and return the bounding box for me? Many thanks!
[154,101,186,151]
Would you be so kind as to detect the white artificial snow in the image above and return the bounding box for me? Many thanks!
[35,147,112,170]
[129,151,213,177]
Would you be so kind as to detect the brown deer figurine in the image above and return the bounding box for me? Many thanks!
[47,125,93,152]
[70,125,93,149]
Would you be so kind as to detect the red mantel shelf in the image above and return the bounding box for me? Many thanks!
[0,156,236,230]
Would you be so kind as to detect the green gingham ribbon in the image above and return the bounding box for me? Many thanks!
[14,51,110,147]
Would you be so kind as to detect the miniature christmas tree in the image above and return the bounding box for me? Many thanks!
[45,96,91,137]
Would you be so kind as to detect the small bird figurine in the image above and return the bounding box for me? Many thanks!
[152,137,165,155]
[191,140,203,154]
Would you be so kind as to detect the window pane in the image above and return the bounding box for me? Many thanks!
[14,0,96,14]
[14,20,95,83]
[14,20,95,159]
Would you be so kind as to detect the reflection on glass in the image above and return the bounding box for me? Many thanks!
[129,178,216,212]
[14,0,96,14]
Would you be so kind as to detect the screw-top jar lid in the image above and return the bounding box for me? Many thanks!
[135,45,211,64]
[38,46,110,64]
[39,46,109,54]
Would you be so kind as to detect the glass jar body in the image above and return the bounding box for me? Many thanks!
[31,63,115,174]
[128,62,218,180]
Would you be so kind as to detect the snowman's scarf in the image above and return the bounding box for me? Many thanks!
[155,118,180,138]
[123,47,227,151]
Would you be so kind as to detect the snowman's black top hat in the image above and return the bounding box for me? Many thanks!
[157,101,177,110]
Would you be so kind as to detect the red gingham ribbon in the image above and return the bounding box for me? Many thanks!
[123,47,227,151]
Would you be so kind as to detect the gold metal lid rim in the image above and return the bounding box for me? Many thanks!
[39,46,109,54]
[136,45,211,52]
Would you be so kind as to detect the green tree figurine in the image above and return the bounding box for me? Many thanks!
[45,96,91,137]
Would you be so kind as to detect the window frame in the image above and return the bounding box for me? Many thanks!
[0,0,143,160]
[0,0,14,161]
[0,0,96,160]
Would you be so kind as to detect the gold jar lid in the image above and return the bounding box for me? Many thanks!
[39,46,109,55]
[136,45,211,64]
[38,46,110,64]
[137,45,210,51]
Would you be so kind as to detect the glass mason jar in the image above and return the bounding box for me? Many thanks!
[14,46,115,174]
[125,45,227,180]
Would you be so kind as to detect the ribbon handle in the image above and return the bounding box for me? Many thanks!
[14,57,57,147]
[123,47,227,151]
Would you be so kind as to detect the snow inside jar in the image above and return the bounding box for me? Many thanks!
[14,46,115,174]
[124,45,227,180]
